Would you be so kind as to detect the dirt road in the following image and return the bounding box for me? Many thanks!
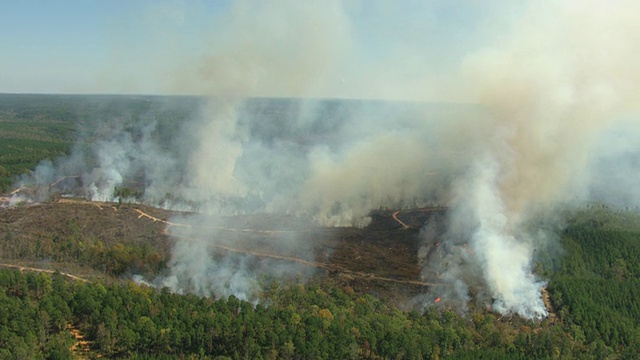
[0,263,88,282]
[135,208,442,287]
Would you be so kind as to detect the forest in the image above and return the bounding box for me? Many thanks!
[0,266,623,359]
[0,94,639,359]
[2,213,640,360]
[0,94,201,193]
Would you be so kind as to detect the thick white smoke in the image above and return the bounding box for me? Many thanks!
[431,0,640,318]
[11,1,640,318]
[464,155,547,318]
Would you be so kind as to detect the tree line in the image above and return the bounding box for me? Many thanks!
[1,267,632,359]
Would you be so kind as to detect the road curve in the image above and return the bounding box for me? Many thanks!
[0,263,89,282]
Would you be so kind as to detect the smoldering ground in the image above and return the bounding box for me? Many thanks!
[152,212,317,303]
[14,1,640,318]
[432,1,640,319]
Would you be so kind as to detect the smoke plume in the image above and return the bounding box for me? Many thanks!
[436,0,640,318]
[10,1,640,318]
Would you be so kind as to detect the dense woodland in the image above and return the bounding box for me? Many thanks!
[2,213,640,360]
[0,266,625,360]
[0,94,201,193]
[548,208,640,355]
[0,95,94,191]
[1,95,639,359]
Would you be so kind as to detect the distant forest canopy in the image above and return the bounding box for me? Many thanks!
[0,93,476,194]
[0,94,202,192]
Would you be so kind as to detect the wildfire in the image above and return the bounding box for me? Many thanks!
[434,297,441,303]
[463,243,474,254]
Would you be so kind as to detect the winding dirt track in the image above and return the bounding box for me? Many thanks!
[0,263,88,282]
[49,175,81,188]
[2,195,443,287]
[392,211,410,229]
[391,207,444,229]
[135,209,295,235]
[134,208,442,287]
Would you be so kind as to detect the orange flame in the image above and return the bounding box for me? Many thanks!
[463,244,474,254]
[435,297,441,303]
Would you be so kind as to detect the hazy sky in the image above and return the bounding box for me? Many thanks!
[0,1,513,99]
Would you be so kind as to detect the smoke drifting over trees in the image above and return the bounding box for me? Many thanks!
[15,1,640,319]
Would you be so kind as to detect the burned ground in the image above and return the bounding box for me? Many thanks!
[0,198,446,305]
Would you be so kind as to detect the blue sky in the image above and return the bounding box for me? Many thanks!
[0,1,506,98]
[1,0,227,93]
[1,1,130,92]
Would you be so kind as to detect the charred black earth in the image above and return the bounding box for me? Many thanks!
[0,197,447,307]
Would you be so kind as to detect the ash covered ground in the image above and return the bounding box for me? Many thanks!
[0,196,450,310]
